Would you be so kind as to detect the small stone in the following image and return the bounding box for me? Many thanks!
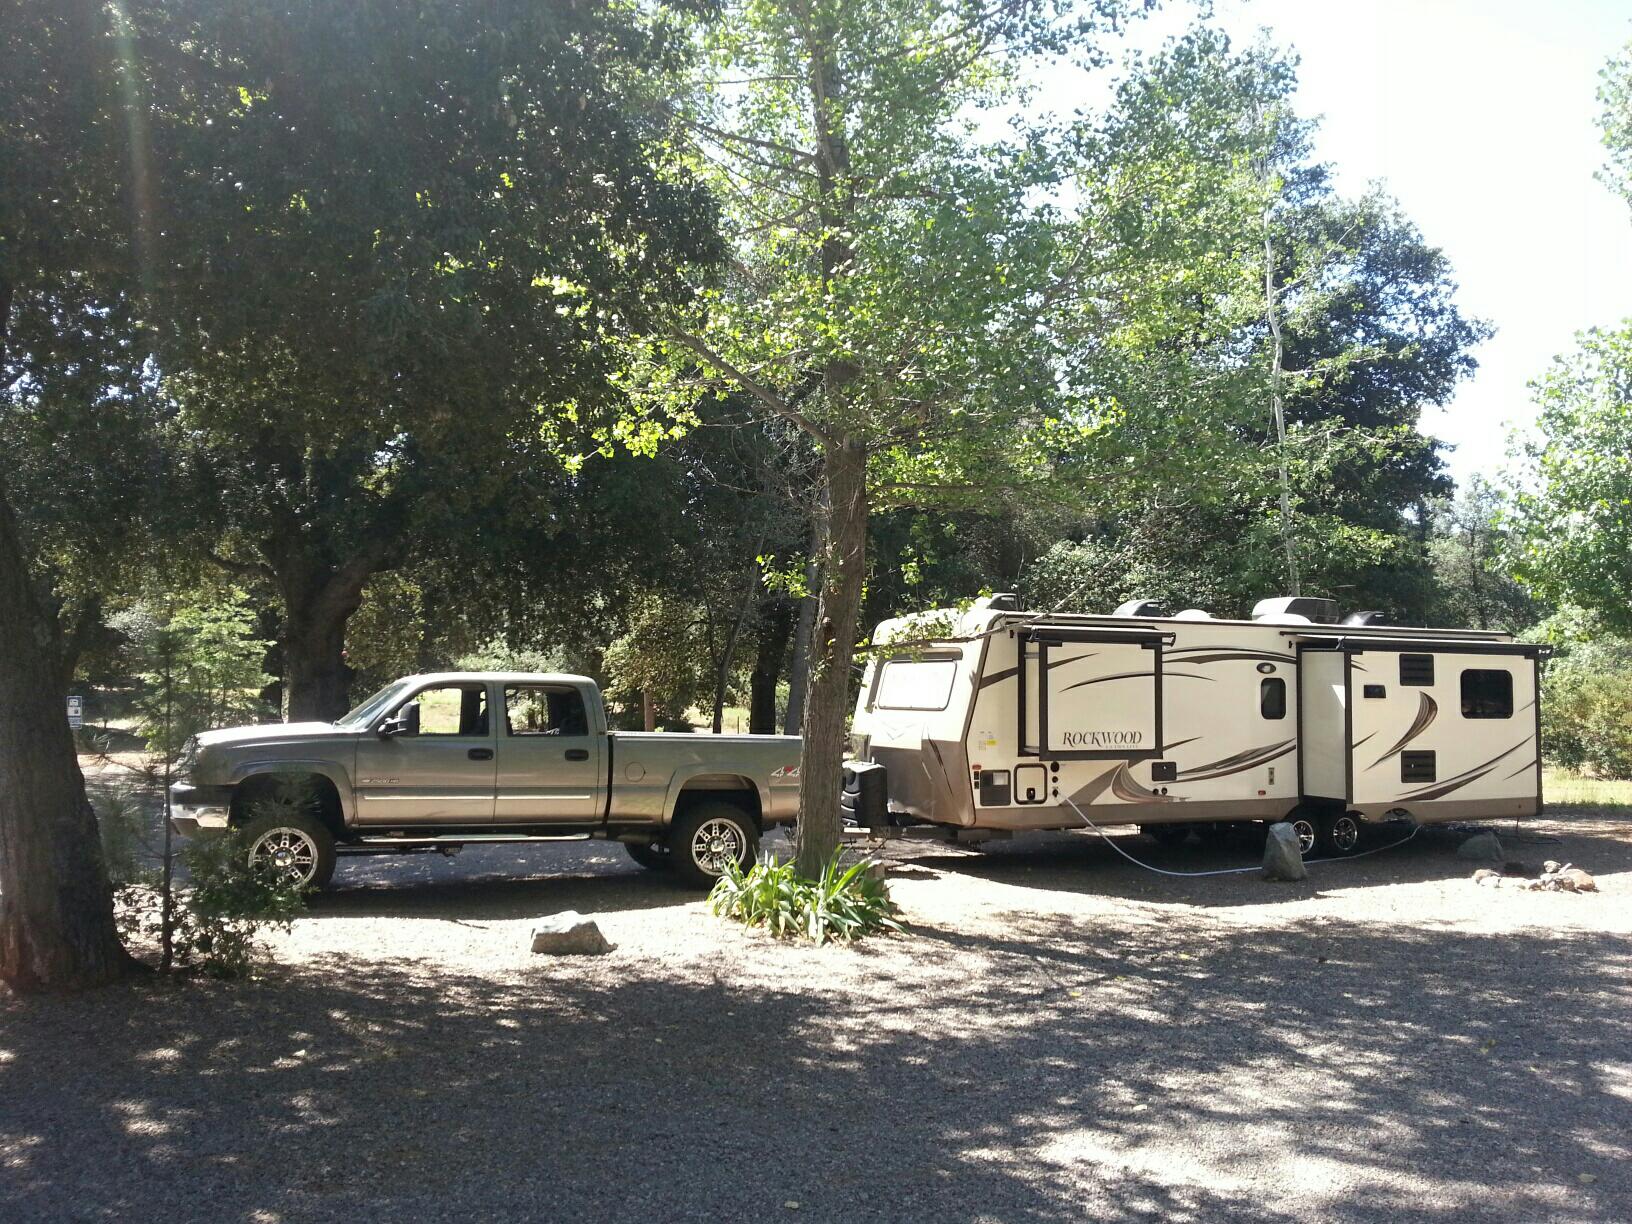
[1543,860,1562,874]
[1456,832,1503,863]
[530,911,612,955]
[1262,822,1307,882]
[1578,1173,1597,1185]
[1471,869,1500,882]
[1559,867,1597,893]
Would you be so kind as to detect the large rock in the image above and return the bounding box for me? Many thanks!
[1456,831,1504,863]
[1262,822,1308,882]
[531,911,613,955]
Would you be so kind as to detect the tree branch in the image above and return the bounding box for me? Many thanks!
[667,329,833,446]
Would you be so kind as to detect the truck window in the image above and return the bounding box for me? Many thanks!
[1460,669,1513,719]
[505,685,589,736]
[411,684,489,736]
[1260,677,1286,719]
[873,658,958,711]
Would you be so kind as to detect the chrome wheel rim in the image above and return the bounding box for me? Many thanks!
[248,827,319,887]
[1290,819,1317,856]
[691,818,745,876]
[1332,816,1360,853]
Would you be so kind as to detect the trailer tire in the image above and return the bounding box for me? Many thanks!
[625,841,671,872]
[668,802,760,889]
[1283,811,1319,859]
[1318,811,1363,857]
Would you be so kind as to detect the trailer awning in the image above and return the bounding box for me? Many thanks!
[1287,634,1550,659]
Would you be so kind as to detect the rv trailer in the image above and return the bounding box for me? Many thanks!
[845,595,1545,856]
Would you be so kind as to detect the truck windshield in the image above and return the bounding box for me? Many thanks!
[336,680,412,728]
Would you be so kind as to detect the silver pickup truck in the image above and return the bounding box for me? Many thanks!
[168,671,801,889]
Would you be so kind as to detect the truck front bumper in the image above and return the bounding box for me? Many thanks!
[168,783,232,838]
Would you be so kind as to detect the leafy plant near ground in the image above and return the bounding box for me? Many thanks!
[113,832,306,978]
[710,853,905,945]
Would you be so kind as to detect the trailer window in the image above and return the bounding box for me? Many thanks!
[1260,677,1286,719]
[1460,669,1513,719]
[1399,654,1435,686]
[873,658,958,711]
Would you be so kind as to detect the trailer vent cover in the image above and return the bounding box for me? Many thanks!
[1400,751,1436,783]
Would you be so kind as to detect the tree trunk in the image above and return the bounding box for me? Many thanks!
[750,599,795,735]
[784,536,820,735]
[793,438,867,878]
[278,559,373,722]
[711,546,765,734]
[0,477,136,991]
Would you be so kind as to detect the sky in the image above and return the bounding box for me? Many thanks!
[1050,0,1632,487]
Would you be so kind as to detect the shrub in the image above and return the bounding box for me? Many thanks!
[710,852,905,945]
[1541,634,1632,780]
[113,831,307,978]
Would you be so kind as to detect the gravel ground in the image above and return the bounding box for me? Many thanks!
[3,809,1630,1223]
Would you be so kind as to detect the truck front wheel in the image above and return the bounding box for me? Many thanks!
[240,810,337,890]
[669,802,759,889]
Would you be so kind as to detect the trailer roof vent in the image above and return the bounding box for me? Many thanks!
[1343,610,1388,627]
[1173,608,1214,620]
[1112,599,1165,618]
[1252,596,1338,624]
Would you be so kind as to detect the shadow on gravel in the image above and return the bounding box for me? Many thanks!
[2,911,1628,1222]
[900,811,1632,911]
[305,871,696,921]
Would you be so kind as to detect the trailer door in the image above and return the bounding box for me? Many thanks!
[1017,627,1166,759]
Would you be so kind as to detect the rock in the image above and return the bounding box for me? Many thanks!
[1556,867,1597,893]
[1543,860,1562,875]
[531,911,612,955]
[1262,822,1307,882]
[1456,832,1503,863]
[1472,868,1501,884]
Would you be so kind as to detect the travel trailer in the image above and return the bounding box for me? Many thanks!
[845,595,1545,856]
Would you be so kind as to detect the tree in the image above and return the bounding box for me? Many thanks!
[658,0,1232,874]
[146,0,721,719]
[1508,325,1632,635]
[0,0,148,989]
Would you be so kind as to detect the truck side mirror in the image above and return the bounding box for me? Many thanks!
[380,702,420,738]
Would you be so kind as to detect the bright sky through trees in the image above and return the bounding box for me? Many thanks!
[1039,0,1632,482]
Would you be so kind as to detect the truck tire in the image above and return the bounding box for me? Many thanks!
[668,802,759,890]
[240,810,337,890]
[625,840,671,872]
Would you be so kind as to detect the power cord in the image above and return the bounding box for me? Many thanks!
[1059,794,1421,877]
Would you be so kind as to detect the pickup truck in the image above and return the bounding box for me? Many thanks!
[167,671,802,889]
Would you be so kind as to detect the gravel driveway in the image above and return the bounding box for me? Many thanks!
[3,811,1629,1222]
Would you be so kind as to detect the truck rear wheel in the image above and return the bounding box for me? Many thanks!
[625,841,671,872]
[669,802,759,889]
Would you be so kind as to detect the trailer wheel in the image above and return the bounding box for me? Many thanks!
[625,841,671,872]
[1319,812,1362,857]
[1145,824,1190,848]
[669,802,760,889]
[1284,813,1318,858]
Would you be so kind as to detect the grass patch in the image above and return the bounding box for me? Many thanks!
[709,852,905,944]
[1544,767,1632,810]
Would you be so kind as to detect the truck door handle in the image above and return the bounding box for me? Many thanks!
[467,748,494,761]
[565,748,589,762]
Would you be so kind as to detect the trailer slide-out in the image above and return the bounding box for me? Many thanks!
[846,595,1545,856]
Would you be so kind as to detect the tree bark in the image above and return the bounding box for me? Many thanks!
[277,556,373,722]
[784,533,820,735]
[749,599,795,735]
[0,480,136,990]
[793,438,867,878]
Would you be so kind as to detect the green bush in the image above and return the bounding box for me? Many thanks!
[709,852,905,944]
[113,831,307,978]
[1541,634,1632,780]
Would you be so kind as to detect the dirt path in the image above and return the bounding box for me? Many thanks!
[3,812,1629,1222]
